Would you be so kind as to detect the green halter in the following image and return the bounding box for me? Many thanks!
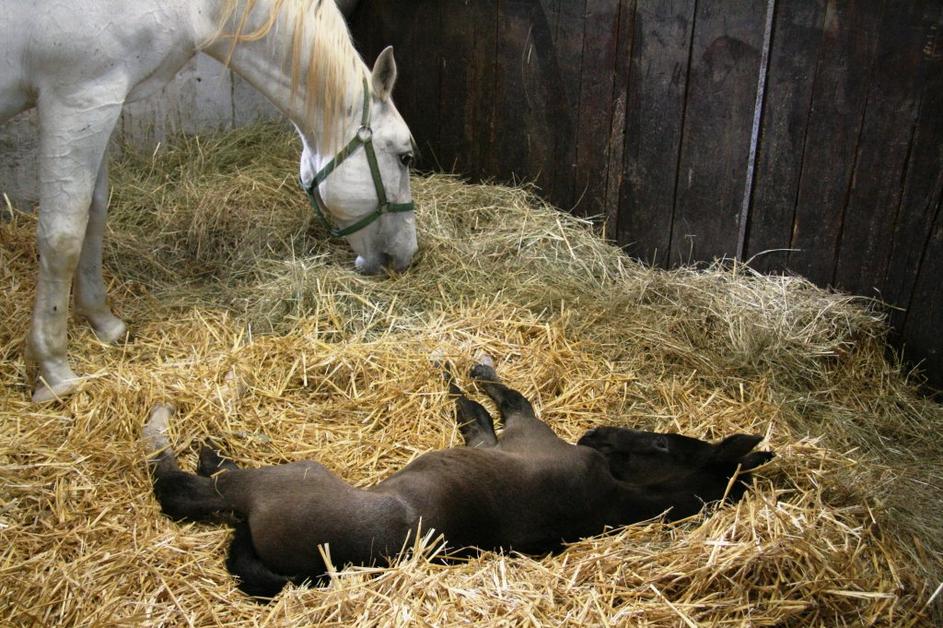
[301,78,415,238]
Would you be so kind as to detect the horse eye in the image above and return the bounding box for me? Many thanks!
[653,436,669,452]
[399,152,413,167]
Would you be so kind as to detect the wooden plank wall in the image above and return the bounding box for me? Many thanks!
[350,0,943,390]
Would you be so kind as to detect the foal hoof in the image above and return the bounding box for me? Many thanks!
[473,352,495,369]
[470,355,498,382]
[143,404,175,451]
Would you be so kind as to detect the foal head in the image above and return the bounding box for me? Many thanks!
[577,427,773,488]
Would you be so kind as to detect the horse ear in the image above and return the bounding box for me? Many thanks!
[372,46,398,101]
[712,434,764,463]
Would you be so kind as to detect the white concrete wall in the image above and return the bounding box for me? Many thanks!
[0,54,282,210]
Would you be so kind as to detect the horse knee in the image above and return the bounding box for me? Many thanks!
[37,225,85,276]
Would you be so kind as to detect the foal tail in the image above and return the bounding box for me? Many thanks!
[143,405,236,523]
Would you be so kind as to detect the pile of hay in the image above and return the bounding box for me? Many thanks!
[2,123,941,625]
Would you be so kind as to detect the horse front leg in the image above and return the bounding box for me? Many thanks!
[29,97,122,402]
[74,160,128,344]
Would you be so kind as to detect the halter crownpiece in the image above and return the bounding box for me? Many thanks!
[301,77,415,238]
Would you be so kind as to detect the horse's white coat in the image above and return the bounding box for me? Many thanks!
[0,0,416,402]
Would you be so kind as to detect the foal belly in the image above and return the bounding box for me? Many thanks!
[385,456,605,554]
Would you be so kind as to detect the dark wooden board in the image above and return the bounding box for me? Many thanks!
[833,0,930,297]
[396,1,442,170]
[786,1,885,286]
[571,0,625,220]
[435,1,499,179]
[884,3,943,343]
[489,1,555,191]
[744,0,826,273]
[900,196,943,390]
[602,0,638,234]
[546,0,588,209]
[616,0,697,265]
[352,0,943,389]
[349,0,442,170]
[670,0,766,265]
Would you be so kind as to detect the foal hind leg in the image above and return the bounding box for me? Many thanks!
[144,405,236,522]
[74,160,128,344]
[470,356,559,446]
[198,441,241,476]
[226,523,293,600]
[444,366,497,448]
[29,95,123,402]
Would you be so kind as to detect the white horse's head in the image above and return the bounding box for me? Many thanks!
[299,47,417,275]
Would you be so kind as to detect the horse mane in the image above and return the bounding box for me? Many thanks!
[216,0,367,153]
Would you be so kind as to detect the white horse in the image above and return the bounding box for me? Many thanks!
[0,0,418,402]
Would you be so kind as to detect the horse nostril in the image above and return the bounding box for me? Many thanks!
[355,256,383,275]
[384,252,415,273]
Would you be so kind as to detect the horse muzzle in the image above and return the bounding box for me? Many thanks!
[355,248,416,275]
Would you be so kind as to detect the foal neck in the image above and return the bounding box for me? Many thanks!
[607,474,731,526]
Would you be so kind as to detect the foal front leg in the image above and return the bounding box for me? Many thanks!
[444,366,497,448]
[470,356,558,445]
[74,160,128,344]
[29,96,123,402]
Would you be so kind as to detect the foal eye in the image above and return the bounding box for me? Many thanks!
[399,152,414,168]
[653,436,669,452]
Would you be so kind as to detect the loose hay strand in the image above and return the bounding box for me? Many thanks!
[1,124,941,625]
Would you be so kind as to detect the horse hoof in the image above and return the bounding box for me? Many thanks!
[428,348,447,365]
[91,315,129,345]
[31,378,80,403]
[470,355,498,381]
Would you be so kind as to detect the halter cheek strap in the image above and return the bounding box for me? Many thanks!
[301,77,415,238]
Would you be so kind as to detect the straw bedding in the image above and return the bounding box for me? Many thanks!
[1,123,941,625]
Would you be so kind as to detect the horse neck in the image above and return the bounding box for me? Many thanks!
[197,0,365,145]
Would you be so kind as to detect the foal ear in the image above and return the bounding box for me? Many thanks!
[739,450,775,471]
[712,434,764,462]
[372,46,398,101]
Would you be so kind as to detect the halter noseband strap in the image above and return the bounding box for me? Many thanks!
[301,77,415,238]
